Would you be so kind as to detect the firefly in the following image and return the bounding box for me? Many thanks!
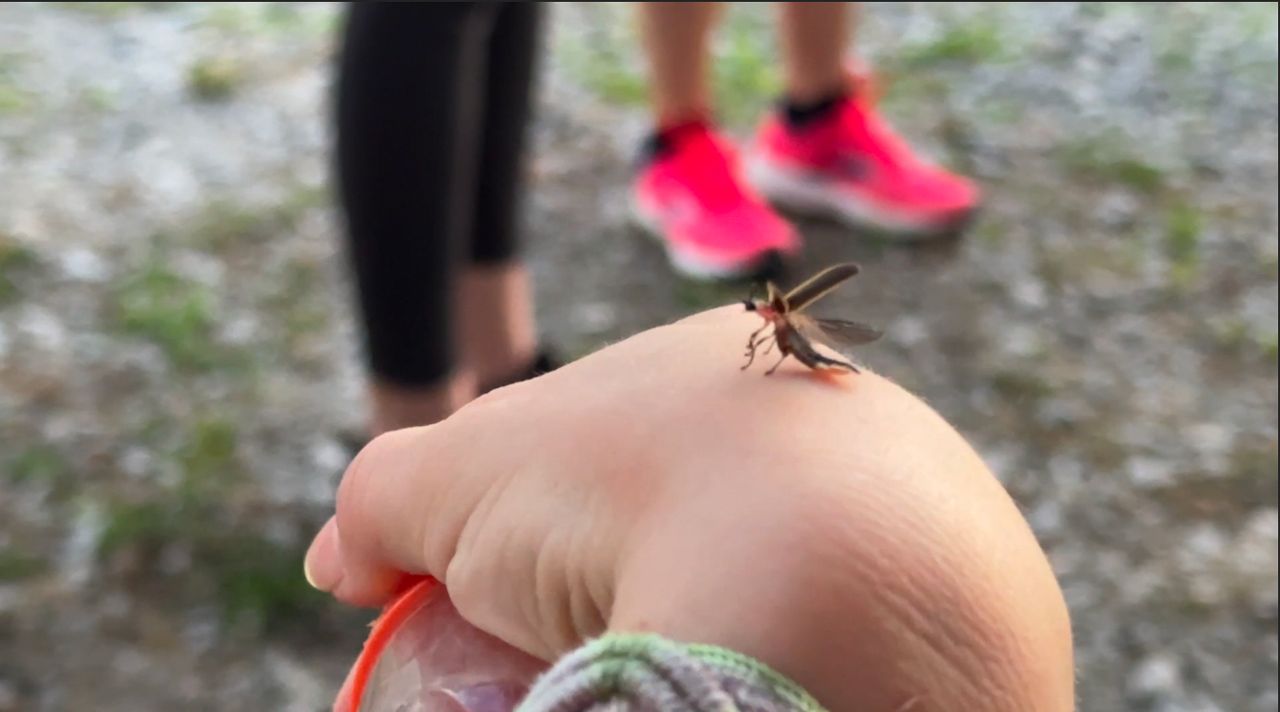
[742,262,882,375]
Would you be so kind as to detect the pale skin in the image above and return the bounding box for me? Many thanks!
[307,306,1076,712]
[639,2,853,124]
[369,263,537,436]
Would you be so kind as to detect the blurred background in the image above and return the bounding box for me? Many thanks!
[0,2,1276,710]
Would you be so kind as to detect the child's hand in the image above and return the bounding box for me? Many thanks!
[306,306,1074,711]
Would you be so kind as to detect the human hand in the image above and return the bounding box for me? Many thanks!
[306,306,1074,711]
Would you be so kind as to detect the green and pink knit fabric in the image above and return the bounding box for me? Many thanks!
[516,634,827,712]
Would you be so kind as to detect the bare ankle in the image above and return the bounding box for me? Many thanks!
[368,371,476,437]
[457,263,538,387]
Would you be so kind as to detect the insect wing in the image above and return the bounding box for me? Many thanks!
[783,263,860,312]
[792,315,883,356]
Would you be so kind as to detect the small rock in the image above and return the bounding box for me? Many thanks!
[1098,191,1140,229]
[17,306,67,352]
[890,315,928,347]
[1128,456,1177,488]
[1129,653,1183,699]
[572,302,615,334]
[1010,277,1048,310]
[310,435,349,475]
[1186,423,1232,460]
[1028,500,1064,535]
[59,247,109,282]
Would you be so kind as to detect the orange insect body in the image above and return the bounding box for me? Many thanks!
[741,263,882,375]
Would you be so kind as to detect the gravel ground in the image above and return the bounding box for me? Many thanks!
[0,3,1276,711]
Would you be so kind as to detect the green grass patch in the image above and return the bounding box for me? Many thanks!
[79,85,118,112]
[175,416,240,497]
[712,9,780,127]
[556,17,648,107]
[5,444,69,487]
[896,21,1005,69]
[0,234,38,305]
[98,494,326,629]
[989,367,1054,403]
[113,258,220,369]
[212,532,329,628]
[0,52,31,115]
[1164,201,1201,288]
[190,186,324,250]
[1057,137,1166,194]
[54,2,167,18]
[200,2,334,39]
[266,257,328,354]
[0,548,46,582]
[188,56,244,102]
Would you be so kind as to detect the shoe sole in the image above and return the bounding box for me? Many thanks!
[745,154,977,241]
[627,196,784,282]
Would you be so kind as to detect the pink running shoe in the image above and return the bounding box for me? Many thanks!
[746,74,980,238]
[631,121,799,280]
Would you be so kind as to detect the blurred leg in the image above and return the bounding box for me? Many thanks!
[637,2,723,126]
[459,2,545,392]
[777,2,853,104]
[335,3,494,434]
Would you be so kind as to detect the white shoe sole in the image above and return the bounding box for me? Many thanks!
[745,153,973,240]
[627,197,777,281]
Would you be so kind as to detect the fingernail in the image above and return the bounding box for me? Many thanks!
[304,518,343,592]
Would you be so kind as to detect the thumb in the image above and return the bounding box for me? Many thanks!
[304,423,491,607]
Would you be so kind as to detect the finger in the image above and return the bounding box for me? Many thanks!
[673,303,754,327]
[317,422,498,607]
[304,517,342,592]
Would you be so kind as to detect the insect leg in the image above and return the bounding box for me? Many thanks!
[745,322,771,352]
[764,351,789,375]
[743,332,779,370]
[741,338,762,370]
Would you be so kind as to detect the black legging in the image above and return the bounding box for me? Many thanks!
[335,2,542,387]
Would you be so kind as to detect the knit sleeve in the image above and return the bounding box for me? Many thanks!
[514,633,828,712]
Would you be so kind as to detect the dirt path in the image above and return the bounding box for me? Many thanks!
[1,3,1275,710]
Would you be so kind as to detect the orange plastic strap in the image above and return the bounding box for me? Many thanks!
[344,575,440,711]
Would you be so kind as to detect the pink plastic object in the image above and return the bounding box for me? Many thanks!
[345,577,549,712]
